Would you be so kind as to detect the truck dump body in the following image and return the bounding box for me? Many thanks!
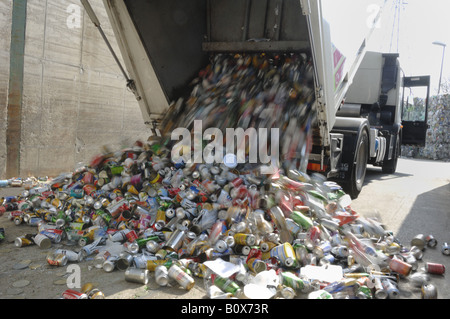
[102,0,393,197]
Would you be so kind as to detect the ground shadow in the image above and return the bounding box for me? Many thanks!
[395,183,450,299]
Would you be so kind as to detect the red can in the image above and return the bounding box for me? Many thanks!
[426,262,446,275]
[309,226,321,242]
[389,257,412,276]
[62,289,88,299]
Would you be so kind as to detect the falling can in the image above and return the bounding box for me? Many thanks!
[389,257,412,276]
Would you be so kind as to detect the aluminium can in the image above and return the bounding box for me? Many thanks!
[54,249,80,262]
[155,265,170,286]
[233,233,256,246]
[425,262,445,275]
[146,259,169,271]
[87,288,105,299]
[62,289,88,299]
[373,277,388,299]
[425,235,438,248]
[441,242,450,256]
[246,258,267,273]
[389,257,412,276]
[14,235,35,248]
[163,228,186,252]
[33,233,52,249]
[117,252,134,270]
[134,253,157,269]
[421,284,438,299]
[382,279,399,299]
[125,268,149,285]
[214,239,228,253]
[410,234,426,250]
[103,256,119,273]
[146,240,160,253]
[46,252,68,267]
[168,264,195,290]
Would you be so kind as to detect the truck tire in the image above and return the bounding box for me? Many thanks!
[382,134,399,174]
[348,129,369,199]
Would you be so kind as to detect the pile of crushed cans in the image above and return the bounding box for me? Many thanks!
[0,140,447,299]
[401,94,450,161]
[0,53,447,299]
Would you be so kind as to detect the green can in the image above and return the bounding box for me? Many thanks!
[0,228,5,242]
[95,209,112,223]
[357,285,373,299]
[213,275,240,295]
[136,235,161,247]
[280,271,308,291]
[291,211,313,230]
[109,165,124,176]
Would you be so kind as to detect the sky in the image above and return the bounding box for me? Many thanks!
[322,0,450,95]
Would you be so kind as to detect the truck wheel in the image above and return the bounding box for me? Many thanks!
[348,129,368,199]
[382,134,399,174]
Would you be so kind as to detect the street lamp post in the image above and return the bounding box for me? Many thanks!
[432,41,446,95]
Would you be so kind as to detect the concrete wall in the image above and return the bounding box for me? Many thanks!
[1,0,152,179]
[0,0,12,179]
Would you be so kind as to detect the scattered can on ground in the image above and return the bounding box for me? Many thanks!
[426,235,438,248]
[441,242,450,256]
[155,265,170,286]
[47,252,68,267]
[168,264,195,290]
[14,234,35,248]
[421,284,438,299]
[425,262,446,275]
[410,234,426,250]
[62,289,88,299]
[125,268,149,285]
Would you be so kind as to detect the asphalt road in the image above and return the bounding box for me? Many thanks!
[350,157,450,299]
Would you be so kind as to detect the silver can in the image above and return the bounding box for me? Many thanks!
[441,242,450,256]
[168,264,195,290]
[103,256,119,273]
[410,246,424,260]
[54,249,80,262]
[410,234,426,250]
[117,252,135,270]
[145,240,160,253]
[33,233,52,249]
[421,283,438,299]
[214,239,228,253]
[125,268,149,285]
[155,265,169,286]
[134,253,157,269]
[163,228,186,251]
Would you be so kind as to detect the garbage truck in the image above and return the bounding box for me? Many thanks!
[86,0,430,198]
